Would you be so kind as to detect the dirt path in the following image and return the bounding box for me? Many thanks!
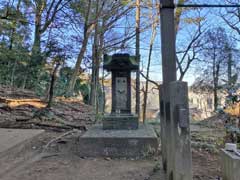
[0,131,157,180]
[4,155,156,180]
[0,130,222,180]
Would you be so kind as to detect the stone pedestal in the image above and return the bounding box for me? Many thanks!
[169,81,192,180]
[77,124,158,158]
[221,149,240,180]
[103,114,138,130]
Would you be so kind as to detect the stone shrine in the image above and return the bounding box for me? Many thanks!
[76,53,158,158]
[103,54,138,130]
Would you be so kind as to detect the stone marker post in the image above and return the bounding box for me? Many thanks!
[159,85,167,171]
[170,81,192,180]
[160,1,192,180]
[160,0,177,176]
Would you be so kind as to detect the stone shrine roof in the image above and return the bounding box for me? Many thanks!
[103,53,139,71]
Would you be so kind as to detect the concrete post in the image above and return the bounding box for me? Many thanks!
[160,0,177,177]
[160,0,177,84]
[159,85,167,171]
[169,81,192,180]
[221,149,240,180]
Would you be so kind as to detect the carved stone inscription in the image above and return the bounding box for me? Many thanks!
[115,77,127,111]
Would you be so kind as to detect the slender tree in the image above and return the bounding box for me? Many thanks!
[142,0,159,123]
[135,0,140,116]
[66,0,94,96]
[23,0,69,89]
[201,28,230,111]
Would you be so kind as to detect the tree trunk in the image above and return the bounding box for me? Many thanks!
[21,75,27,89]
[89,45,97,107]
[47,62,61,108]
[89,48,100,112]
[101,68,105,114]
[143,44,153,123]
[135,0,140,116]
[99,18,106,114]
[9,0,21,50]
[89,0,100,112]
[10,60,17,87]
[66,0,92,96]
[10,0,22,87]
[66,35,90,96]
[32,5,43,64]
[24,0,64,89]
[213,62,220,111]
[22,4,42,89]
[213,81,218,111]
[179,73,184,81]
[142,0,157,123]
[228,51,232,87]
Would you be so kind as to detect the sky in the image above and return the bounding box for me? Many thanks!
[134,0,240,85]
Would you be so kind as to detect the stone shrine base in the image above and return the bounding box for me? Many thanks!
[102,114,138,130]
[76,124,158,158]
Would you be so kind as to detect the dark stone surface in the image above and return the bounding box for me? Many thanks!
[103,114,138,130]
[76,124,158,158]
[103,54,139,71]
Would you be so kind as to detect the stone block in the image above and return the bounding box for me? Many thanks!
[221,149,240,180]
[102,114,138,130]
[76,124,158,158]
[169,81,192,180]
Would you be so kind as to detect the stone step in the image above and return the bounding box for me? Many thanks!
[76,124,158,158]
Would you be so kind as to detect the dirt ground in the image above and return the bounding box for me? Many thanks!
[0,86,95,132]
[0,129,222,180]
[0,86,224,180]
[0,131,157,180]
[4,156,156,180]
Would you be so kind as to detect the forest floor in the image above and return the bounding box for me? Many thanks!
[0,86,227,180]
[0,85,95,131]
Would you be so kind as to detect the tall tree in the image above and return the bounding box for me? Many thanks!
[176,21,204,81]
[201,27,230,111]
[66,0,134,97]
[66,0,94,96]
[89,0,101,109]
[24,0,68,89]
[142,0,159,123]
[135,0,140,116]
[0,0,31,86]
[175,6,206,81]
[89,0,134,111]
